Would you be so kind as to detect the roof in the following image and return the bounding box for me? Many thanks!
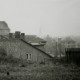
[0,21,10,30]
[21,39,53,58]
[25,35,46,43]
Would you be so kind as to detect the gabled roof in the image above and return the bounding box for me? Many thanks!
[21,39,53,58]
[0,21,10,30]
[25,35,46,43]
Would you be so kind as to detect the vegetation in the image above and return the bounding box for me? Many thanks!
[0,35,80,80]
[0,62,80,80]
[0,48,7,57]
[0,55,80,80]
[44,35,80,57]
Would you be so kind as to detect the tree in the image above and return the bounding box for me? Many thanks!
[44,35,59,56]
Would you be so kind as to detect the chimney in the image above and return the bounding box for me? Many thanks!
[15,31,21,39]
[21,33,25,39]
[9,33,13,39]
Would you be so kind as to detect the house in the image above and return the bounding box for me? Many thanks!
[0,21,53,63]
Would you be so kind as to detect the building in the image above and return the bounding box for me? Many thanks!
[0,21,10,35]
[0,21,53,62]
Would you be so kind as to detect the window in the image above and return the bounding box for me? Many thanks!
[26,53,31,60]
[26,54,28,59]
[30,54,31,59]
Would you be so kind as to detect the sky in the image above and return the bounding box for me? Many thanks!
[0,0,80,37]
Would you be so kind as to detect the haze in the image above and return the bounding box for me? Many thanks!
[0,0,80,37]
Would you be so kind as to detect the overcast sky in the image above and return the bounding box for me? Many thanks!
[0,0,80,37]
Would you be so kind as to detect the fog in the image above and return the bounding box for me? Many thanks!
[0,0,80,37]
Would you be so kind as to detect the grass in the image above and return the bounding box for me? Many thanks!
[0,51,80,80]
[0,62,80,80]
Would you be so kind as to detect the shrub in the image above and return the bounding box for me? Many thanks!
[39,61,45,64]
[0,48,7,57]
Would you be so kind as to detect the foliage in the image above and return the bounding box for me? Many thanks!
[0,63,80,80]
[44,35,78,57]
[0,48,7,57]
[44,35,58,56]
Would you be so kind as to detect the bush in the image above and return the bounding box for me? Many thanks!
[39,61,45,64]
[0,48,7,57]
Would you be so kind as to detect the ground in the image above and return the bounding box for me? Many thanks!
[0,62,80,80]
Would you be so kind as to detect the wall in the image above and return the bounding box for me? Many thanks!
[0,39,51,62]
[0,29,10,35]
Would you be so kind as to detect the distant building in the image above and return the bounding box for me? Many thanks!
[0,21,10,35]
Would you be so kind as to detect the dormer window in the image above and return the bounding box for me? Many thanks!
[40,41,46,45]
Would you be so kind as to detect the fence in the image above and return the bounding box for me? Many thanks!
[65,48,80,64]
